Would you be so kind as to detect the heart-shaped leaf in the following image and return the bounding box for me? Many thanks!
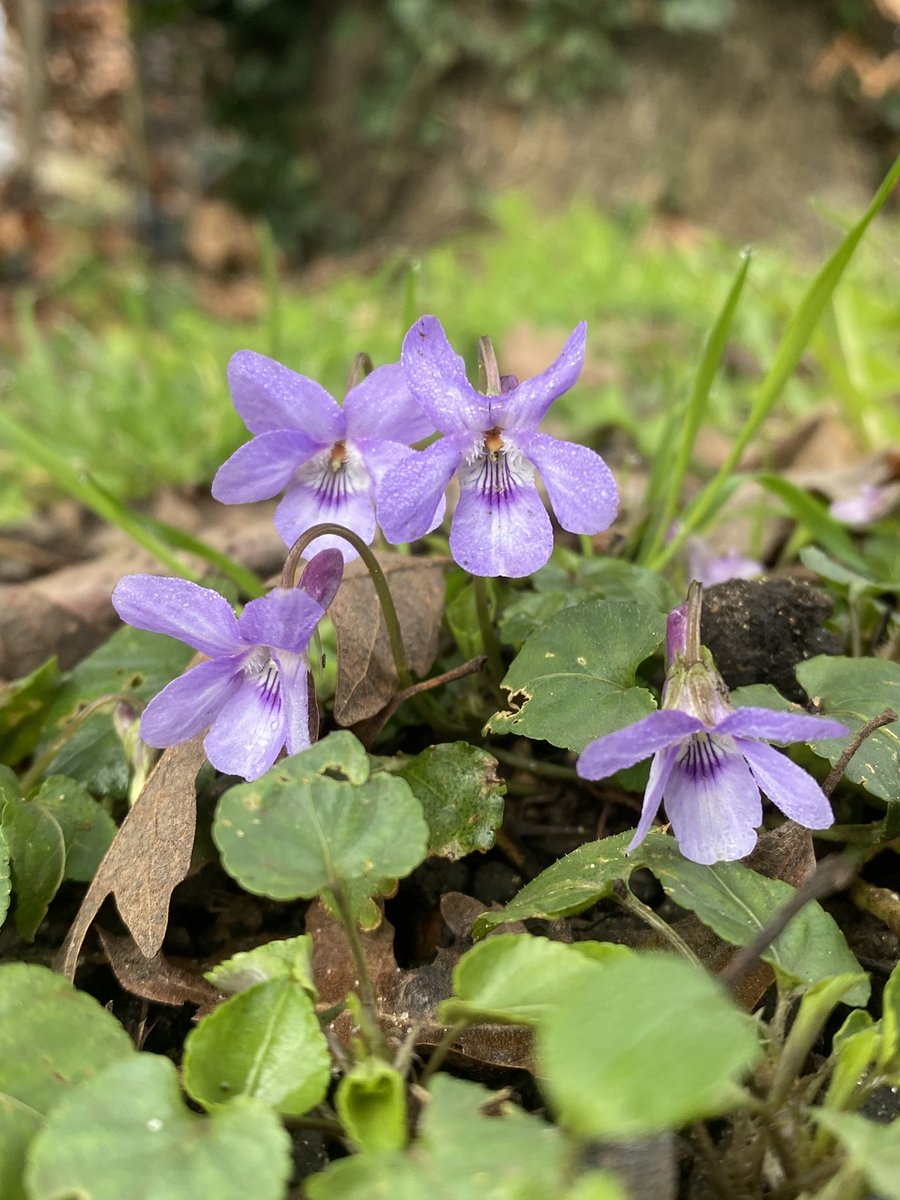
[1,797,65,939]
[796,656,900,803]
[183,978,330,1114]
[486,600,665,752]
[31,776,116,882]
[393,742,505,859]
[26,1055,291,1200]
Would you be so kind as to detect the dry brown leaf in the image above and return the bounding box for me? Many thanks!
[330,554,448,725]
[98,928,221,1013]
[310,892,533,1072]
[57,735,206,979]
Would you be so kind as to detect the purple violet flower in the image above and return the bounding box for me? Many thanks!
[212,351,438,561]
[111,551,343,781]
[377,316,619,577]
[576,587,848,865]
[686,537,762,587]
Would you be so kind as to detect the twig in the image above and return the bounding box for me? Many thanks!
[719,854,860,990]
[821,708,897,797]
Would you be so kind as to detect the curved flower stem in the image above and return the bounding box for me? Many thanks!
[611,881,704,969]
[20,691,147,793]
[282,523,413,691]
[472,575,504,688]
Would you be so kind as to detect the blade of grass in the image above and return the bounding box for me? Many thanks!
[650,155,900,571]
[0,409,262,594]
[639,247,753,564]
[755,473,870,574]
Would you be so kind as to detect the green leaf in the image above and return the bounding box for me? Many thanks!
[30,776,116,882]
[393,742,505,859]
[796,656,900,803]
[486,600,666,752]
[812,1111,900,1199]
[205,933,317,998]
[214,734,428,915]
[439,933,631,1027]
[26,1055,292,1200]
[1,796,66,939]
[37,626,194,797]
[823,1017,879,1112]
[183,978,330,1115]
[0,658,60,767]
[0,964,133,1119]
[309,1075,612,1200]
[878,957,900,1073]
[633,835,869,1003]
[335,1061,407,1153]
[0,1096,42,1200]
[537,953,761,1137]
[472,831,635,938]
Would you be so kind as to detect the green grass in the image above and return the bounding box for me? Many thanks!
[2,192,898,525]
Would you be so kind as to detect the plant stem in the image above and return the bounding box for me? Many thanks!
[418,1020,469,1086]
[327,879,389,1061]
[491,747,579,783]
[472,575,504,688]
[20,691,147,793]
[282,523,413,690]
[611,881,704,968]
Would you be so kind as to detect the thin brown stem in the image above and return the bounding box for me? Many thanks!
[822,708,897,797]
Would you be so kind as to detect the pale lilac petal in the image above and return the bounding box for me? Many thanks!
[361,439,448,532]
[401,317,490,435]
[140,658,244,747]
[298,549,344,610]
[237,588,324,655]
[227,350,344,443]
[378,436,464,544]
[204,668,286,780]
[273,447,377,560]
[272,649,312,755]
[663,735,762,864]
[513,430,618,534]
[626,742,681,853]
[717,708,848,744]
[505,322,586,428]
[211,430,321,503]
[450,473,552,578]
[112,575,244,657]
[686,539,762,587]
[342,362,436,444]
[737,738,835,830]
[577,709,703,780]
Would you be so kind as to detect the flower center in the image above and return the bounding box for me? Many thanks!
[483,427,504,459]
[679,732,731,782]
[295,443,368,511]
[329,441,348,472]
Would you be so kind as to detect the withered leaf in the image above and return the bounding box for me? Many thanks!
[330,554,448,726]
[310,892,533,1073]
[98,928,221,1012]
[57,736,206,979]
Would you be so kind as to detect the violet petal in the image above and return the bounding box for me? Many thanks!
[378,436,464,544]
[737,738,835,830]
[450,472,552,578]
[227,350,344,443]
[625,742,681,853]
[204,668,286,780]
[401,316,489,435]
[274,471,377,560]
[140,657,244,747]
[273,649,312,755]
[663,735,762,864]
[716,708,848,744]
[112,575,244,657]
[505,322,586,429]
[513,430,618,534]
[237,587,324,655]
[342,362,436,444]
[211,429,321,504]
[577,709,704,780]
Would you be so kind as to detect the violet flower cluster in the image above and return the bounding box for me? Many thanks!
[113,550,342,781]
[576,593,848,864]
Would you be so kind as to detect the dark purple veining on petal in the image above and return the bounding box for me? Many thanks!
[678,732,729,784]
